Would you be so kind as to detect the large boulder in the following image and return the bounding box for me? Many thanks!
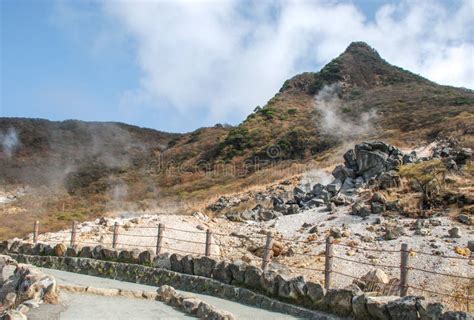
[79,246,93,258]
[212,261,233,284]
[323,286,361,316]
[156,285,177,303]
[90,246,105,260]
[0,255,18,283]
[416,300,444,320]
[193,256,217,278]
[228,261,246,286]
[359,269,390,292]
[138,250,155,266]
[275,275,305,301]
[343,149,358,170]
[305,281,325,304]
[354,141,401,180]
[378,171,401,189]
[182,297,201,314]
[181,255,194,275]
[243,265,263,290]
[352,294,372,319]
[333,165,355,180]
[169,254,184,273]
[386,296,420,320]
[260,270,279,296]
[327,179,343,195]
[53,244,67,257]
[154,253,171,269]
[366,296,399,320]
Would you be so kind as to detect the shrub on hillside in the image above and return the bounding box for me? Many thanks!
[399,159,447,209]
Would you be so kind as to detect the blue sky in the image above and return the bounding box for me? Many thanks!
[1,0,473,133]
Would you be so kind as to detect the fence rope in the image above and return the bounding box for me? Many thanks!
[161,245,202,255]
[165,226,207,234]
[118,233,157,238]
[162,236,207,244]
[332,255,399,269]
[333,242,401,253]
[115,243,155,248]
[410,250,472,260]
[409,266,474,280]
[408,285,474,301]
[289,265,325,273]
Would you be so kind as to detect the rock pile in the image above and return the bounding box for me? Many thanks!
[431,139,472,170]
[270,141,410,216]
[208,196,242,212]
[226,204,283,222]
[0,255,58,320]
[223,140,473,222]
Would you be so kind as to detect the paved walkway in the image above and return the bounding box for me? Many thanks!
[29,292,192,320]
[29,268,302,320]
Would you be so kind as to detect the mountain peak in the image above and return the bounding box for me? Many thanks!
[343,41,381,59]
[280,41,429,94]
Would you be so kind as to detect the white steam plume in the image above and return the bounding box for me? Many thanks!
[314,84,377,138]
[1,128,20,157]
[300,169,333,191]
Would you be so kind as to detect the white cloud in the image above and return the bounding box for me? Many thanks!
[93,0,473,127]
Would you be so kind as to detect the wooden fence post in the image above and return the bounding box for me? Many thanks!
[70,220,77,247]
[112,222,119,249]
[33,221,39,244]
[261,231,274,270]
[324,236,334,290]
[400,243,410,297]
[205,229,212,257]
[156,223,164,255]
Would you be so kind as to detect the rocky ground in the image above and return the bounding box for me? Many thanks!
[27,140,474,312]
[0,255,59,319]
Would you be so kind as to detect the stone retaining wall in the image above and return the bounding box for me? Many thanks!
[2,240,472,320]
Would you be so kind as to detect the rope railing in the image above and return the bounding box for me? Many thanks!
[29,220,473,308]
[409,266,473,280]
[288,265,325,273]
[408,284,474,301]
[115,243,155,249]
[333,242,401,253]
[162,236,207,244]
[165,226,207,234]
[161,245,203,255]
[332,255,400,269]
[118,233,157,238]
[409,249,471,260]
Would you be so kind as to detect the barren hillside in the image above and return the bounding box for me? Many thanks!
[1,42,473,239]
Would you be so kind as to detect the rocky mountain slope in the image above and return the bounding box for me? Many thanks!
[1,42,473,239]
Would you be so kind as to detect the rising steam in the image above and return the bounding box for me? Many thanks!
[300,168,333,190]
[314,84,377,138]
[0,128,20,157]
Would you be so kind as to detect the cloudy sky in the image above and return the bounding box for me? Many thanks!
[1,0,473,132]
